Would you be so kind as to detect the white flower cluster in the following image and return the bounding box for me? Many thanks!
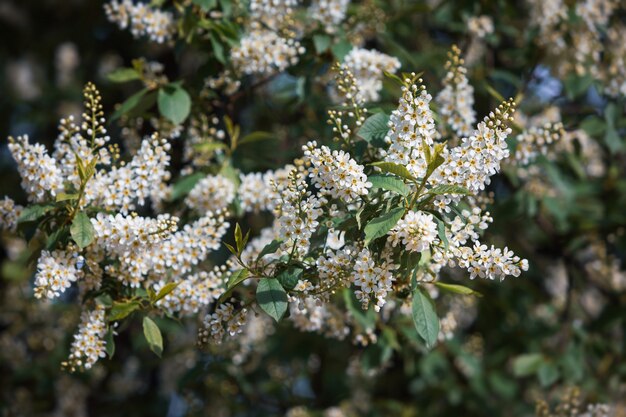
[231,29,305,76]
[514,122,565,165]
[424,208,528,282]
[88,134,171,214]
[303,141,371,202]
[578,404,612,417]
[185,175,235,214]
[309,0,350,33]
[435,99,516,195]
[383,82,437,179]
[343,48,401,102]
[250,0,298,28]
[199,302,248,344]
[457,242,529,281]
[64,305,107,371]
[8,135,64,202]
[274,170,326,256]
[155,267,227,317]
[150,213,229,277]
[34,247,84,299]
[436,45,476,137]
[353,248,397,312]
[0,197,23,232]
[104,0,176,43]
[289,298,350,340]
[238,165,294,213]
[388,211,438,253]
[467,15,494,39]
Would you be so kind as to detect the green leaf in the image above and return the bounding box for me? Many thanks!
[142,316,163,358]
[46,227,69,250]
[108,301,140,321]
[484,84,505,102]
[412,287,439,349]
[55,192,79,202]
[538,362,559,387]
[427,184,471,196]
[111,88,149,121]
[169,173,205,201]
[18,204,54,224]
[434,282,482,297]
[209,33,225,63]
[331,38,353,60]
[217,268,250,304]
[107,67,140,83]
[564,73,593,99]
[436,219,449,251]
[512,353,544,377]
[70,211,95,249]
[158,85,191,125]
[193,141,228,154]
[192,0,217,10]
[368,175,410,196]
[154,282,179,303]
[256,278,288,322]
[369,161,417,182]
[238,131,276,146]
[358,113,390,146]
[234,223,244,253]
[277,267,303,291]
[313,34,331,53]
[257,239,283,260]
[105,327,115,358]
[364,207,405,245]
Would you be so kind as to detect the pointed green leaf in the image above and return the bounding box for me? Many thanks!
[70,211,95,249]
[434,282,482,297]
[411,287,439,349]
[427,184,471,196]
[107,67,140,83]
[158,85,191,125]
[370,162,417,182]
[368,175,410,196]
[154,282,180,303]
[108,300,140,322]
[142,316,163,358]
[257,239,283,260]
[18,204,54,224]
[358,113,390,146]
[364,207,405,245]
[256,278,288,322]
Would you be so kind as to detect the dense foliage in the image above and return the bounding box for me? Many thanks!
[1,0,625,416]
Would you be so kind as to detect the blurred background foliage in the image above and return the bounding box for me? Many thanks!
[1,0,625,416]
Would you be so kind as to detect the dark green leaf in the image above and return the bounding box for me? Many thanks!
[427,184,471,196]
[358,113,390,146]
[108,301,140,321]
[111,88,149,121]
[331,38,353,60]
[364,207,405,245]
[105,327,115,358]
[368,175,410,196]
[169,173,205,201]
[18,204,54,224]
[412,287,439,349]
[107,68,140,83]
[256,278,288,322]
[257,240,283,260]
[277,267,302,291]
